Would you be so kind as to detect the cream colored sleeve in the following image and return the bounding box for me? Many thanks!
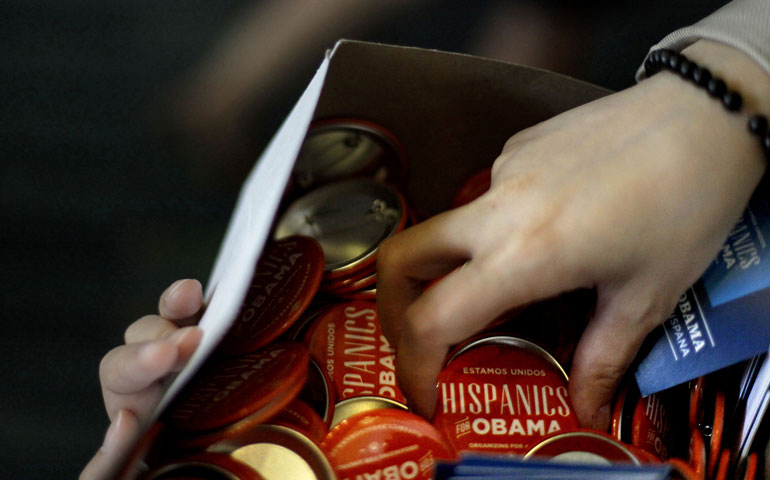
[636,0,770,81]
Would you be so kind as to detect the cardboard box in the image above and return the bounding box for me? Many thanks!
[119,39,614,478]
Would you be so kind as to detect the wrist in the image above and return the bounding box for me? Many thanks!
[638,39,767,187]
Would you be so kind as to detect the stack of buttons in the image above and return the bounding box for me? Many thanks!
[162,343,310,445]
[280,118,411,302]
[275,177,409,301]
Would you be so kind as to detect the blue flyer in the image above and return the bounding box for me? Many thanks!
[635,191,770,396]
[434,455,671,480]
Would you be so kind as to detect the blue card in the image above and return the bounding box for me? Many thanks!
[434,455,671,480]
[635,190,770,396]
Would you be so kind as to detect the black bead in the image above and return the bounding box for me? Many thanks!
[644,59,657,77]
[763,134,770,160]
[749,115,768,135]
[678,59,692,77]
[692,67,711,87]
[707,78,727,98]
[660,50,671,65]
[668,53,681,70]
[722,91,743,111]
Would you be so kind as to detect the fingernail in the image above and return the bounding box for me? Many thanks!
[591,403,611,430]
[165,279,186,301]
[101,410,123,453]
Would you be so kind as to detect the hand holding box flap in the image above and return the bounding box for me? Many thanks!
[149,51,330,423]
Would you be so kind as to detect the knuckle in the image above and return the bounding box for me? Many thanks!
[124,316,151,343]
[613,291,672,334]
[501,127,536,152]
[584,361,627,393]
[376,236,405,273]
[400,306,444,348]
[124,315,172,343]
[98,345,122,383]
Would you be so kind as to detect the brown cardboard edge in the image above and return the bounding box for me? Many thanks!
[318,40,612,214]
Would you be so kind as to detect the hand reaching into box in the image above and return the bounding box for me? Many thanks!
[376,40,768,432]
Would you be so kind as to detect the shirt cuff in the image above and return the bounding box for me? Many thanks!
[636,0,770,82]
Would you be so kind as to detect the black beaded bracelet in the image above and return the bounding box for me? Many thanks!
[644,48,770,161]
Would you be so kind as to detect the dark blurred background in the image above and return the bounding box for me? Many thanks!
[1,0,728,477]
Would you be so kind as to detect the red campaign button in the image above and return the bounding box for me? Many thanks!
[450,167,491,209]
[293,117,408,190]
[165,342,310,433]
[689,376,706,430]
[269,398,328,445]
[744,452,758,480]
[218,236,324,355]
[321,409,456,480]
[689,427,706,480]
[627,445,663,464]
[296,357,336,429]
[525,428,640,464]
[338,288,376,302]
[207,424,336,480]
[611,384,629,442]
[275,179,407,282]
[714,449,731,480]
[708,390,726,479]
[631,390,678,461]
[304,301,406,405]
[432,335,578,455]
[667,458,701,480]
[143,452,265,480]
[323,270,377,295]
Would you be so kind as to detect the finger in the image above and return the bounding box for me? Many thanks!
[80,409,140,480]
[568,287,670,430]
[124,316,203,347]
[100,341,178,398]
[395,240,581,418]
[103,380,168,425]
[376,209,476,346]
[158,278,203,324]
[125,315,181,344]
[104,327,202,420]
[103,327,202,395]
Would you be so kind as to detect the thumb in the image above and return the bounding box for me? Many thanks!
[568,287,669,430]
[80,409,141,480]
